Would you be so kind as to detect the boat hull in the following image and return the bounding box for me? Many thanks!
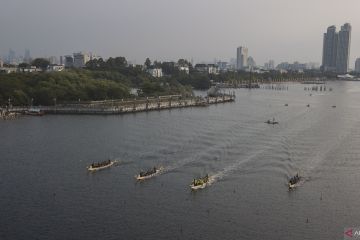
[190,183,208,190]
[136,167,163,180]
[87,161,114,171]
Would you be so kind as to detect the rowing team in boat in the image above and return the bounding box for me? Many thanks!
[265,118,278,125]
[87,159,114,171]
[136,167,163,180]
[87,161,301,191]
[190,174,210,190]
[288,173,300,190]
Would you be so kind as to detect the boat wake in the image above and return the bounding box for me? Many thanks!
[206,147,274,186]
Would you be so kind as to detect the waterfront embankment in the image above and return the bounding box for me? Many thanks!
[8,94,235,115]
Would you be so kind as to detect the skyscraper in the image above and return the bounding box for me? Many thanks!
[336,23,351,73]
[247,56,256,68]
[7,49,16,64]
[321,23,351,73]
[237,46,248,70]
[355,58,360,73]
[322,26,337,72]
[24,49,31,63]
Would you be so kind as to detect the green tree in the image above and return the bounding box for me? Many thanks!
[18,62,30,69]
[145,58,151,69]
[32,58,50,70]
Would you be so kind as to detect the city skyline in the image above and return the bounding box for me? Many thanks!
[1,0,360,66]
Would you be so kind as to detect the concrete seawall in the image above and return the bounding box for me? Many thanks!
[10,95,235,115]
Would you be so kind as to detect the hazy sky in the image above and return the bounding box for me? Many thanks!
[1,0,359,66]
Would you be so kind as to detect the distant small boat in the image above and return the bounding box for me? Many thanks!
[87,159,114,171]
[25,108,45,116]
[332,105,336,108]
[265,118,278,125]
[190,174,210,190]
[284,104,288,106]
[307,104,310,107]
[136,166,163,180]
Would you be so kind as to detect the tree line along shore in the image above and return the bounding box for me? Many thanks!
[0,56,331,106]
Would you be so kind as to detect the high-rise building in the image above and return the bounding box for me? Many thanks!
[355,58,360,73]
[236,46,248,70]
[49,56,59,65]
[264,60,275,70]
[7,49,16,64]
[247,56,256,68]
[64,55,74,68]
[73,52,90,68]
[336,23,351,73]
[322,26,338,72]
[322,23,351,73]
[24,49,31,63]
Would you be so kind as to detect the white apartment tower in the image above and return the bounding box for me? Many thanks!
[237,46,248,70]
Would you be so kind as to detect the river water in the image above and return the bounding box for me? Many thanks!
[1,82,360,240]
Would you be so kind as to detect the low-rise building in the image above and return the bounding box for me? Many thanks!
[47,64,65,72]
[148,68,163,78]
[178,66,189,74]
[194,64,219,74]
[22,66,40,73]
[207,64,219,75]
[194,64,208,73]
[0,67,18,74]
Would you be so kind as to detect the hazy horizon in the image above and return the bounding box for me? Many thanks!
[1,0,359,66]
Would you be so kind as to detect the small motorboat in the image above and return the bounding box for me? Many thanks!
[307,104,310,107]
[87,159,114,171]
[332,105,336,108]
[136,166,163,180]
[284,104,288,106]
[288,173,301,190]
[190,174,210,190]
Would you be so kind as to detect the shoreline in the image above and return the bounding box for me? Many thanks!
[6,95,235,116]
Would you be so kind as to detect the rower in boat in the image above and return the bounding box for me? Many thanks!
[87,159,114,171]
[136,166,163,180]
[190,174,210,190]
[265,118,279,125]
[288,173,300,190]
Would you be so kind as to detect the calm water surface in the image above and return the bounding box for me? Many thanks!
[1,82,360,240]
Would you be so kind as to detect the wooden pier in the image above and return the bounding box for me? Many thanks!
[9,95,235,115]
